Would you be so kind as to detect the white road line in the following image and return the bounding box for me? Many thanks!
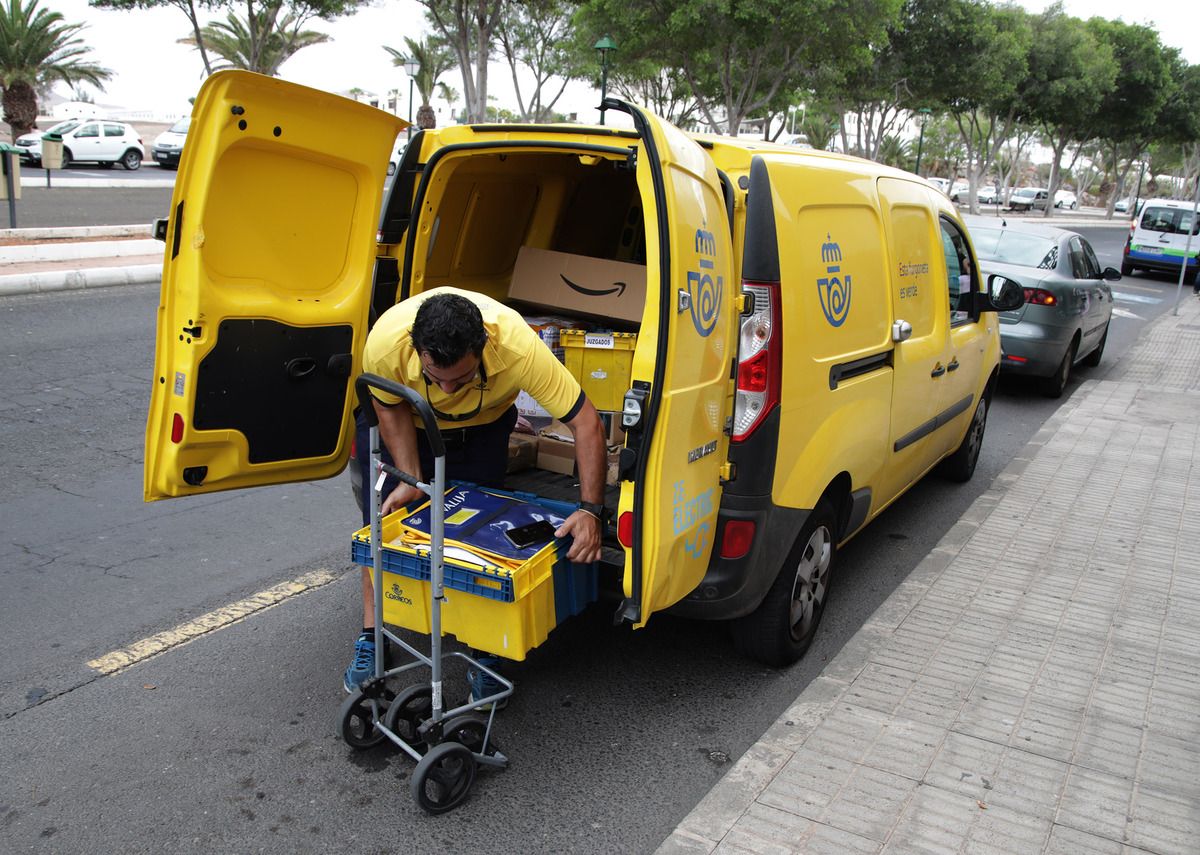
[1112,308,1144,320]
[1112,291,1163,304]
[86,568,339,675]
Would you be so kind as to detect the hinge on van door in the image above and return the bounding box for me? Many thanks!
[720,462,736,484]
[620,147,638,171]
[677,290,691,313]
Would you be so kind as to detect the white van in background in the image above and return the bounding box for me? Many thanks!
[1123,199,1200,285]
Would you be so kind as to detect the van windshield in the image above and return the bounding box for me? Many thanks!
[168,116,191,134]
[1140,207,1199,236]
[970,227,1059,270]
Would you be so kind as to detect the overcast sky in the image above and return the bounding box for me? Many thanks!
[42,0,1200,124]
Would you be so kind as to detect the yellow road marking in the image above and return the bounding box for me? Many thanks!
[86,568,340,675]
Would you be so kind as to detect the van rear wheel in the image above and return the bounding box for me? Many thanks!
[731,500,836,667]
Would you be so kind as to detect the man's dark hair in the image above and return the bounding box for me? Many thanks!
[411,293,488,367]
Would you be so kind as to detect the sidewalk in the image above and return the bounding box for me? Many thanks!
[0,225,161,296]
[659,299,1200,851]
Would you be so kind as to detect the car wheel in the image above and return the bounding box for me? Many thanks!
[121,149,142,171]
[1070,202,1077,210]
[1055,201,1063,208]
[940,394,988,482]
[731,499,837,667]
[1041,338,1077,399]
[60,148,72,169]
[1082,323,1108,368]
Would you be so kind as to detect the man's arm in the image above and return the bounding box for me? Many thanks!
[373,398,426,515]
[554,397,606,563]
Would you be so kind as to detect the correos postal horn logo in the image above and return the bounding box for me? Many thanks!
[688,227,722,337]
[817,234,851,327]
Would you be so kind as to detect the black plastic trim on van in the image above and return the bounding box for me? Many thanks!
[471,124,640,141]
[379,129,425,245]
[370,256,400,330]
[742,157,780,283]
[893,393,975,452]
[670,494,809,621]
[398,139,638,302]
[829,351,892,390]
[845,488,872,539]
[727,402,780,497]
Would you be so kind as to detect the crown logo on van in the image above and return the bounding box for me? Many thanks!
[687,227,723,337]
[817,234,851,328]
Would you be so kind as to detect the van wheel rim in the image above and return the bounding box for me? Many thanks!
[966,400,987,464]
[789,525,832,640]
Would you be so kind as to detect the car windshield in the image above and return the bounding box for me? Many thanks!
[1140,207,1198,236]
[46,120,81,135]
[970,228,1059,270]
[168,116,191,134]
[1013,189,1036,198]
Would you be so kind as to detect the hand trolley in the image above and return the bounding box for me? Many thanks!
[337,373,512,813]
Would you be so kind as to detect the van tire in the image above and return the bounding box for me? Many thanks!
[731,500,837,667]
[940,395,988,482]
[1121,260,1134,276]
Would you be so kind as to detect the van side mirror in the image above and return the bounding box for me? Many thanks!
[1102,266,1121,282]
[976,274,1024,313]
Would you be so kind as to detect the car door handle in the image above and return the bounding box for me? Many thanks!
[946,359,960,372]
[931,363,946,378]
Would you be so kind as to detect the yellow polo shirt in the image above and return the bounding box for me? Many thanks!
[362,287,584,428]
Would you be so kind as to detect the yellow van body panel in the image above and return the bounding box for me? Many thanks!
[144,71,406,500]
[615,111,736,627]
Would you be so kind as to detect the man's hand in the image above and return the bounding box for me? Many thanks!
[381,482,426,516]
[555,510,602,564]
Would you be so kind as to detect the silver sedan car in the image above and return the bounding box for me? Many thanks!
[964,217,1118,397]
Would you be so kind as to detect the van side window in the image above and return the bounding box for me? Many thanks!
[939,220,975,326]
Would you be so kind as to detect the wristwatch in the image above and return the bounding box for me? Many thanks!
[578,501,609,524]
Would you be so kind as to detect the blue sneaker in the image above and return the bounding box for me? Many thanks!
[343,633,376,694]
[467,655,508,710]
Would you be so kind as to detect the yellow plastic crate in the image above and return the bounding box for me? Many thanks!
[351,490,599,660]
[561,329,636,411]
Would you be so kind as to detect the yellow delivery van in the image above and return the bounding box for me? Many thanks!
[144,72,1021,666]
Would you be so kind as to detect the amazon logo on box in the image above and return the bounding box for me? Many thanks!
[509,247,647,323]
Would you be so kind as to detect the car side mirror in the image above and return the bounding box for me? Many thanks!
[1102,266,1121,282]
[975,274,1025,312]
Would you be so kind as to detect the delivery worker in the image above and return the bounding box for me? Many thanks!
[345,287,607,693]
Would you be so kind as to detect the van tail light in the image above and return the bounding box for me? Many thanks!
[171,413,184,443]
[720,519,756,559]
[617,511,634,549]
[733,281,782,441]
[1023,288,1057,306]
[1129,220,1136,238]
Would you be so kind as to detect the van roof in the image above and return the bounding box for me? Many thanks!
[1140,199,1199,210]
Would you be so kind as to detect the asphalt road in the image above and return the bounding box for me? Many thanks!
[0,221,1176,851]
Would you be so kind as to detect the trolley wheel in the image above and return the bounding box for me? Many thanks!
[440,712,501,756]
[383,684,434,745]
[411,742,477,814]
[338,689,392,750]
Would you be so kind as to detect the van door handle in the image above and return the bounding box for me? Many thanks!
[946,359,959,372]
[930,363,946,378]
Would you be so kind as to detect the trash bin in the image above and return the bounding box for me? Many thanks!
[41,133,63,170]
[0,143,20,201]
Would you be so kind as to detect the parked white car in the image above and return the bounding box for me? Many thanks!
[1054,189,1078,210]
[152,116,190,169]
[15,118,144,170]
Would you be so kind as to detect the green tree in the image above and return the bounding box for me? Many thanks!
[420,0,508,123]
[498,0,582,122]
[384,36,455,129]
[0,0,111,140]
[1018,4,1116,218]
[179,7,330,75]
[91,0,219,75]
[900,0,1031,214]
[609,62,700,128]
[576,0,899,135]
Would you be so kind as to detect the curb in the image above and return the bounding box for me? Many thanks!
[0,263,160,297]
[0,224,152,241]
[3,239,162,264]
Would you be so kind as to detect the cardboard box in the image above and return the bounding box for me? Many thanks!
[506,432,539,474]
[536,434,576,476]
[606,446,621,486]
[509,247,647,323]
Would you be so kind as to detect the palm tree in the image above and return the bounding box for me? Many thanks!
[179,9,329,77]
[0,0,110,141]
[383,36,455,130]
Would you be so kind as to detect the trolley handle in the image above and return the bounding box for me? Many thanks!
[355,372,446,458]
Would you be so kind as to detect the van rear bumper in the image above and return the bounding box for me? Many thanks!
[669,494,808,621]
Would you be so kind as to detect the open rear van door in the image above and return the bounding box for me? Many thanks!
[144,71,407,501]
[606,100,737,627]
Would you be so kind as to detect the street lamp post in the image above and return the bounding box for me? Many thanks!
[594,36,617,125]
[404,58,420,140]
[914,107,931,176]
